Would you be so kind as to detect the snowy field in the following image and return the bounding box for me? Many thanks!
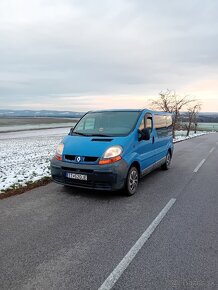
[173,131,210,143]
[0,117,78,133]
[0,122,74,133]
[0,127,71,193]
[0,128,212,193]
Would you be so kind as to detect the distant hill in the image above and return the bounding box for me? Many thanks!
[1,109,217,122]
[181,112,218,123]
[0,110,85,118]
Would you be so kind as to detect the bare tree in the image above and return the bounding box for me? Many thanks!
[185,103,201,136]
[150,89,195,138]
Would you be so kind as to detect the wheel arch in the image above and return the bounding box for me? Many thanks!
[129,161,141,177]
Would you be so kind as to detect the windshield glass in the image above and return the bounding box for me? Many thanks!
[72,111,141,136]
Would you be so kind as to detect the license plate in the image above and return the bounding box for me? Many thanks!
[66,172,87,181]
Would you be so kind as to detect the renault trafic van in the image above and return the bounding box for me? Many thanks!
[51,109,173,195]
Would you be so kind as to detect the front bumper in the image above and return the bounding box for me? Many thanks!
[50,157,129,191]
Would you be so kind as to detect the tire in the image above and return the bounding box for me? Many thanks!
[161,151,171,170]
[125,166,139,196]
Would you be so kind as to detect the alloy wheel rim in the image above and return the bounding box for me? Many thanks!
[166,154,171,166]
[129,170,138,192]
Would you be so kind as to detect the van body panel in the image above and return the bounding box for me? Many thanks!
[51,157,129,191]
[135,133,156,171]
[63,135,130,158]
[154,135,169,161]
[133,112,156,170]
[50,109,174,192]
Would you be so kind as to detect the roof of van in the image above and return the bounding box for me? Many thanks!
[88,109,171,115]
[88,109,143,113]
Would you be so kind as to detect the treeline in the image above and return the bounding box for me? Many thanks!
[181,113,218,123]
[150,90,218,137]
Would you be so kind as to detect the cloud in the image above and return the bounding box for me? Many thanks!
[0,0,218,111]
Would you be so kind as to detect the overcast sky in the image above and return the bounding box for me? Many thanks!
[0,0,218,112]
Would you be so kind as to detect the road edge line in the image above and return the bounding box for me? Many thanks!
[209,147,215,154]
[98,198,176,290]
[193,159,206,173]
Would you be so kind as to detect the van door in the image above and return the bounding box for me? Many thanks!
[153,114,169,162]
[137,113,156,172]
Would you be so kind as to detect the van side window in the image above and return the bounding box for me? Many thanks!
[139,118,145,130]
[154,115,168,138]
[166,116,173,129]
[145,116,153,133]
[166,115,173,136]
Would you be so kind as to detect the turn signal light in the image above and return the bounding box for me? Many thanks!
[99,156,121,165]
[55,154,62,161]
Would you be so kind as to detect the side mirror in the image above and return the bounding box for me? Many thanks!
[69,128,74,135]
[138,128,150,141]
[143,128,150,140]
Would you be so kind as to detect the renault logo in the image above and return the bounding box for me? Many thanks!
[76,156,81,163]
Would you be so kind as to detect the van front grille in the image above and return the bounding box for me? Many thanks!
[64,155,98,163]
[84,156,98,162]
[65,155,76,161]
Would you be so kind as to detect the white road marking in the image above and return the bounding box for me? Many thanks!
[98,198,176,290]
[193,159,206,173]
[209,147,215,154]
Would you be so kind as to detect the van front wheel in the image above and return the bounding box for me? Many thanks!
[161,151,171,170]
[125,166,139,196]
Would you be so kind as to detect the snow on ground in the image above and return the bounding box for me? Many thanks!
[0,128,213,193]
[173,130,212,143]
[0,127,70,193]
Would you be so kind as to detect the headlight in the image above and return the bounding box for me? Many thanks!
[99,145,123,165]
[55,143,64,160]
[103,145,123,158]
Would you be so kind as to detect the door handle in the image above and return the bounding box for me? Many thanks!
[152,136,155,144]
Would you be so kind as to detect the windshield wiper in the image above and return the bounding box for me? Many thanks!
[72,132,88,136]
[72,132,112,137]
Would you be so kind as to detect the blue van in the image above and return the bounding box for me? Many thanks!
[51,109,173,195]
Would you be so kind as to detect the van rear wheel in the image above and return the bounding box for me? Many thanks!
[125,166,139,196]
[161,151,171,170]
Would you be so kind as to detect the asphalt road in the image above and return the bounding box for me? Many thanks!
[0,133,218,290]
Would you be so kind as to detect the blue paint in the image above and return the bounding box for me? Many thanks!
[51,109,174,192]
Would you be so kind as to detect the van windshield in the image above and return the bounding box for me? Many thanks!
[72,111,141,137]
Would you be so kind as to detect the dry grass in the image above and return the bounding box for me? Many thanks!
[0,177,52,200]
